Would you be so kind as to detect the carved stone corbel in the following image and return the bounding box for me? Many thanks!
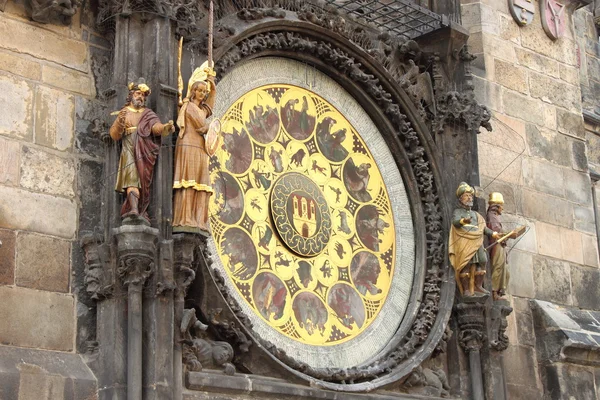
[490,299,512,351]
[80,233,112,300]
[29,0,80,25]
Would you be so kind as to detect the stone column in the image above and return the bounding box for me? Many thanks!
[455,295,488,400]
[114,221,159,400]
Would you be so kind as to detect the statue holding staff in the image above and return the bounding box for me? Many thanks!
[109,80,174,221]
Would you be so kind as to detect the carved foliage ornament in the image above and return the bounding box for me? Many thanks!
[214,31,447,386]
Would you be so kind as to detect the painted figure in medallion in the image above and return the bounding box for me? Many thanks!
[109,80,174,220]
[173,62,217,234]
[448,182,500,297]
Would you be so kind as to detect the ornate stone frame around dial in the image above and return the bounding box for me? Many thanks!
[204,20,453,392]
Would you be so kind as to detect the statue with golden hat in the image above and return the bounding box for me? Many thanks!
[448,182,500,297]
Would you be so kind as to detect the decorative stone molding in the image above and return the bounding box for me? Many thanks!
[113,222,158,287]
[210,30,450,389]
[455,297,487,353]
[173,233,201,300]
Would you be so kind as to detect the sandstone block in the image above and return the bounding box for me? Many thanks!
[0,73,33,141]
[75,97,106,159]
[543,104,557,130]
[0,186,76,238]
[503,213,537,253]
[494,59,528,94]
[574,206,596,235]
[0,17,87,72]
[515,47,560,78]
[522,158,564,198]
[570,265,600,310]
[559,64,579,86]
[502,88,544,124]
[582,234,599,268]
[472,75,502,112]
[480,177,518,214]
[483,33,517,63]
[477,141,523,185]
[0,50,41,81]
[515,309,535,347]
[34,85,74,151]
[572,140,587,172]
[499,13,520,44]
[16,232,70,293]
[41,65,94,97]
[559,228,584,265]
[20,146,75,198]
[557,108,585,138]
[536,221,562,259]
[0,136,19,185]
[527,124,572,167]
[533,255,571,305]
[529,71,581,111]
[0,286,74,351]
[0,228,15,285]
[521,20,578,66]
[503,345,541,388]
[587,57,600,81]
[507,250,534,298]
[563,168,592,206]
[523,189,572,228]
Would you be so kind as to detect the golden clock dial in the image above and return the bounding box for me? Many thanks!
[209,84,395,346]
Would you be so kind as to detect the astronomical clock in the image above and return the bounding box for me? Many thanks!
[207,57,418,374]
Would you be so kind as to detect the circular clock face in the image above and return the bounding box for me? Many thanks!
[209,57,414,369]
[210,83,395,346]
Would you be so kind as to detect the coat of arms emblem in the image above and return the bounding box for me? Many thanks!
[508,0,535,26]
[540,0,566,40]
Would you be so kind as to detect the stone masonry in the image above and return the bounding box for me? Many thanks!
[462,1,600,398]
[0,2,107,399]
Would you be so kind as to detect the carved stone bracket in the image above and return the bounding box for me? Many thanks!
[113,222,159,288]
[81,233,113,300]
[489,299,512,351]
[173,233,201,300]
[28,0,80,25]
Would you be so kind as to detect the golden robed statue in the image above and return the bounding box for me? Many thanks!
[172,62,219,235]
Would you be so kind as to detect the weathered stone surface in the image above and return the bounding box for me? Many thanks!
[507,250,534,298]
[587,130,600,171]
[571,265,600,310]
[559,228,584,265]
[0,136,19,185]
[528,71,581,112]
[20,146,75,198]
[544,363,597,400]
[0,73,33,141]
[89,46,110,100]
[503,345,541,388]
[563,168,592,206]
[543,104,557,130]
[533,256,571,305]
[502,89,544,124]
[581,234,599,268]
[498,13,519,44]
[0,346,97,400]
[75,97,106,159]
[16,232,70,293]
[557,108,585,138]
[0,16,88,72]
[523,189,572,228]
[526,124,572,167]
[34,85,75,152]
[481,177,517,214]
[503,213,537,253]
[77,160,103,233]
[522,158,564,198]
[572,140,587,172]
[472,75,502,112]
[0,228,15,285]
[587,57,600,82]
[478,141,523,185]
[574,206,596,235]
[559,64,579,86]
[506,384,542,400]
[0,50,41,81]
[0,286,74,351]
[0,186,76,238]
[482,32,517,62]
[41,65,94,97]
[536,221,562,259]
[494,59,527,94]
[521,20,578,66]
[515,309,535,347]
[515,47,560,78]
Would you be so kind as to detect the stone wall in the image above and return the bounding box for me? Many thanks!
[461,1,600,399]
[0,1,106,398]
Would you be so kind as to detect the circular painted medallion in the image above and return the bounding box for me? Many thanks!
[270,172,331,257]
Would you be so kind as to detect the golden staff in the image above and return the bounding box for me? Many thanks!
[177,36,184,109]
[208,0,214,68]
